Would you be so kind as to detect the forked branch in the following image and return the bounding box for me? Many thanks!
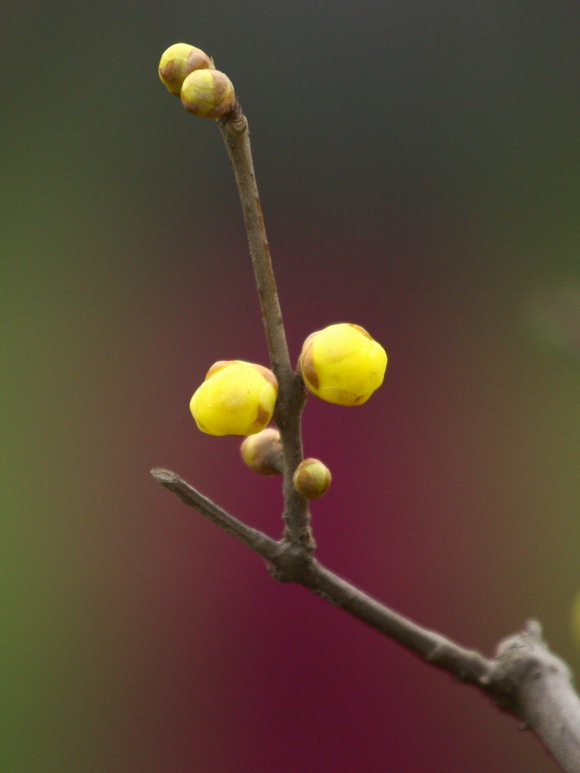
[151,467,580,772]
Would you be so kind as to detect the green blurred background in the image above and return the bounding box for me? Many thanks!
[2,1,578,771]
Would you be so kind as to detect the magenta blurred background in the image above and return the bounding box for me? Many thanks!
[2,1,578,771]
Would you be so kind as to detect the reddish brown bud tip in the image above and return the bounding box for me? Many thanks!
[293,458,332,499]
[180,69,236,118]
[158,43,214,96]
[240,428,283,475]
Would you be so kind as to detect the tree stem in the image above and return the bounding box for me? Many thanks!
[151,468,281,561]
[217,104,313,550]
[217,106,291,384]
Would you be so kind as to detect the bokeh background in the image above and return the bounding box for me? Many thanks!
[2,1,579,771]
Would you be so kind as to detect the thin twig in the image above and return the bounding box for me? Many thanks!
[151,468,281,561]
[217,105,291,384]
[217,105,313,550]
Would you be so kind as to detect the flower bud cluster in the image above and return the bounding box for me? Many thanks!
[158,42,235,118]
[158,54,388,501]
[186,322,386,502]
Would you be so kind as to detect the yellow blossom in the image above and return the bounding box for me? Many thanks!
[190,360,278,436]
[299,323,387,406]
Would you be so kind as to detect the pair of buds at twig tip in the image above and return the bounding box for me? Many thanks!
[158,43,236,118]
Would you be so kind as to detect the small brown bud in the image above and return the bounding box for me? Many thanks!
[240,428,283,475]
[180,69,236,118]
[158,43,214,96]
[293,458,332,499]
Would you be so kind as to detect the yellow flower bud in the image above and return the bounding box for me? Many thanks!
[180,69,236,117]
[190,360,278,436]
[240,428,283,475]
[158,43,214,96]
[299,323,387,406]
[293,458,332,499]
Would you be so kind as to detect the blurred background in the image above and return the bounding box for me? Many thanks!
[2,1,578,771]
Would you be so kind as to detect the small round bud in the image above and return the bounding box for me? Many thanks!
[293,458,332,499]
[180,69,236,117]
[240,428,283,475]
[190,360,278,436]
[299,323,387,406]
[158,43,214,96]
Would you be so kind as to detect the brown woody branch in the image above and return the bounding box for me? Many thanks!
[151,468,280,561]
[151,468,580,772]
[218,105,313,551]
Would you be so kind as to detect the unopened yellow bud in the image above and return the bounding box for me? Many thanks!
[240,428,283,475]
[180,69,236,117]
[293,458,332,499]
[299,323,387,406]
[190,360,278,436]
[158,43,214,96]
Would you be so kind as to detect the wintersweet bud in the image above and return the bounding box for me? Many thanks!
[293,458,332,499]
[158,43,214,96]
[190,360,278,436]
[240,428,283,475]
[180,69,236,117]
[299,323,387,406]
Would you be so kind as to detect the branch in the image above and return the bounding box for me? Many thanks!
[217,105,313,550]
[494,621,580,770]
[217,106,291,385]
[151,468,280,562]
[156,54,580,771]
[152,468,580,773]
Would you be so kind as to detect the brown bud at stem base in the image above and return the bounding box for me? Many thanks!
[240,428,283,475]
